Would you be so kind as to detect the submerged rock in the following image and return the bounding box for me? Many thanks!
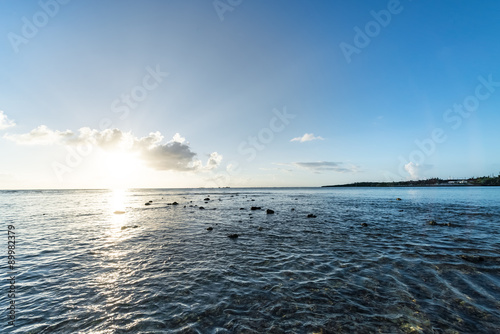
[266,209,275,214]
[427,220,451,227]
[227,234,239,239]
[461,255,485,263]
[361,223,368,227]
[258,227,263,231]
[121,225,139,230]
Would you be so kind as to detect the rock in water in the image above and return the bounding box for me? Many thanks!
[227,234,239,239]
[460,255,485,263]
[121,225,139,230]
[266,209,275,214]
[199,207,205,210]
[307,214,317,218]
[206,227,213,231]
[251,206,261,210]
[204,198,210,201]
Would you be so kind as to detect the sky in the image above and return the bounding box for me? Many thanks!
[1,0,500,189]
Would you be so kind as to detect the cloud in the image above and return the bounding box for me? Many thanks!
[404,162,432,179]
[0,111,15,130]
[4,126,222,172]
[3,125,73,145]
[172,133,186,144]
[138,139,198,171]
[132,132,222,171]
[276,161,359,174]
[259,167,293,172]
[205,152,223,170]
[290,133,324,143]
[3,126,134,149]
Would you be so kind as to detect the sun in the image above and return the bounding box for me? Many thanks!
[104,150,141,180]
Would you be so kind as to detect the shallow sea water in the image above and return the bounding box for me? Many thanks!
[1,187,499,333]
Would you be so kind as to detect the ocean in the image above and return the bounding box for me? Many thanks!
[1,187,499,333]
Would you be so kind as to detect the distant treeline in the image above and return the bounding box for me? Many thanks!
[323,175,500,187]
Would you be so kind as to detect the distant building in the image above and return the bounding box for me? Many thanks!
[447,180,468,184]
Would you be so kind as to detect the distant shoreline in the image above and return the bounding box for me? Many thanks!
[323,175,500,188]
[323,184,500,188]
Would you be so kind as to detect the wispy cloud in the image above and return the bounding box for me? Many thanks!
[275,161,359,174]
[290,133,324,143]
[204,152,223,170]
[4,126,222,172]
[259,167,293,172]
[0,111,16,130]
[3,125,72,145]
[404,162,432,180]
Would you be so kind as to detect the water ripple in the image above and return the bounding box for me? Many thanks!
[1,188,499,333]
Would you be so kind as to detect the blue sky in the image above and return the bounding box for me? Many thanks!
[1,0,499,189]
